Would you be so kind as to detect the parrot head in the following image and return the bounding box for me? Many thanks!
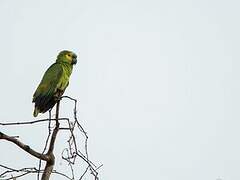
[56,50,77,65]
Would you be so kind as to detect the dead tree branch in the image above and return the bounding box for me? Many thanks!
[41,100,60,180]
[0,96,102,180]
[0,132,49,162]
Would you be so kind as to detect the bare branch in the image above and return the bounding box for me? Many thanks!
[0,132,49,161]
[38,111,53,180]
[61,95,102,180]
[41,101,60,180]
[0,164,73,180]
[0,96,102,180]
[0,118,69,126]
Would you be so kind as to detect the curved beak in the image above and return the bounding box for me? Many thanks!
[72,54,77,65]
[72,58,77,65]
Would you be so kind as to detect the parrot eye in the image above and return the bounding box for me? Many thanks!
[65,53,73,61]
[66,54,73,60]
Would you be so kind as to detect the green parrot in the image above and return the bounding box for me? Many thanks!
[32,50,77,117]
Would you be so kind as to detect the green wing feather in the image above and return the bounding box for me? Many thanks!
[33,63,66,117]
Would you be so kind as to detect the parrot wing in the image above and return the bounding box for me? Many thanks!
[33,63,64,116]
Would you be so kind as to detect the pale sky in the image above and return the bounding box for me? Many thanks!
[0,0,239,180]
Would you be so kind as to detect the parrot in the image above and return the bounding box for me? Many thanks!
[32,50,77,117]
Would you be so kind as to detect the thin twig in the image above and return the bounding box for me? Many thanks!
[0,118,69,126]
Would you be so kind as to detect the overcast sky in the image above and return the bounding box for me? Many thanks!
[0,0,239,180]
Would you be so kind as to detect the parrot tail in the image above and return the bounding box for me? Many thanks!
[33,108,40,117]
